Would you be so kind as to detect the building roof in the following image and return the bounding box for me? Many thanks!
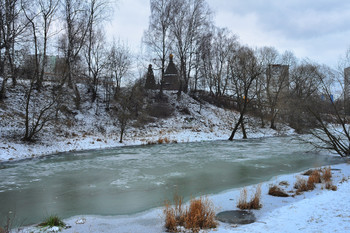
[165,54,178,76]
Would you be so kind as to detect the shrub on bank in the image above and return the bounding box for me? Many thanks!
[237,185,262,210]
[164,196,217,232]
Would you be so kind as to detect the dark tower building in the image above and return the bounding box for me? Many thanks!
[145,64,156,89]
[163,54,180,90]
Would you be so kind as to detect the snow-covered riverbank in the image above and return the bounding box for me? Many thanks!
[0,89,294,162]
[16,162,350,233]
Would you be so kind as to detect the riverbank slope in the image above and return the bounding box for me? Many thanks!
[0,87,293,162]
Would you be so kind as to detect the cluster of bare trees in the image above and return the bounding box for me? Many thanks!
[0,0,349,156]
[0,0,134,141]
[144,0,349,157]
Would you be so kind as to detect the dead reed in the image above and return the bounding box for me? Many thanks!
[237,185,262,210]
[164,196,217,232]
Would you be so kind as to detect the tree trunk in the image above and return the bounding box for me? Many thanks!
[119,127,124,143]
[229,114,244,141]
[241,120,247,139]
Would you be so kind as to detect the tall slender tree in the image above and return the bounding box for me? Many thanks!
[228,46,262,140]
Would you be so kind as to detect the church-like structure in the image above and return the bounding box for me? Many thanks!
[145,54,180,91]
[163,54,180,90]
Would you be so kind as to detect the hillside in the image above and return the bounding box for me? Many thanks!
[0,79,293,162]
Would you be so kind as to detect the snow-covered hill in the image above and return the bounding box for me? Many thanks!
[0,80,293,162]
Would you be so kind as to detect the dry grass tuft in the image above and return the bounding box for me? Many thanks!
[164,137,170,143]
[237,185,262,210]
[325,182,337,191]
[309,170,322,184]
[157,138,164,144]
[237,188,249,209]
[268,185,289,197]
[164,196,217,232]
[294,177,314,194]
[184,198,217,232]
[322,167,332,182]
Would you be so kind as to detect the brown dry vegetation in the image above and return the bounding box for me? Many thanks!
[268,185,289,197]
[322,167,332,182]
[237,185,262,210]
[295,167,336,194]
[164,196,217,232]
[294,177,314,194]
[325,181,337,191]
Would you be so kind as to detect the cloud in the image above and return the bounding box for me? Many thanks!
[206,0,350,66]
[105,0,150,51]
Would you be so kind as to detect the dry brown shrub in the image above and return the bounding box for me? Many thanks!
[184,197,217,232]
[309,170,322,183]
[164,201,177,232]
[237,185,262,210]
[325,182,337,191]
[322,167,332,182]
[237,188,249,209]
[163,196,217,232]
[294,177,314,193]
[158,138,164,144]
[250,185,262,209]
[306,170,322,190]
[164,137,170,143]
[268,185,289,197]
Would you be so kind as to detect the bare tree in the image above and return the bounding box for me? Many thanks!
[22,0,59,91]
[228,46,262,140]
[83,29,107,103]
[211,27,237,96]
[85,0,112,97]
[307,64,350,157]
[197,30,214,93]
[20,0,61,141]
[171,0,212,93]
[60,0,91,109]
[107,40,132,97]
[287,61,323,132]
[0,0,27,99]
[143,0,174,96]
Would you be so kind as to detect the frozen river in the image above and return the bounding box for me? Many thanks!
[0,136,343,226]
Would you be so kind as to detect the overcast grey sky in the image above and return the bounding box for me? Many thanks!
[105,0,350,67]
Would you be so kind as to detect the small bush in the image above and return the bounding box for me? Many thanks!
[322,167,332,182]
[325,182,337,191]
[38,215,65,228]
[157,138,164,144]
[268,185,289,197]
[164,196,217,232]
[237,185,262,210]
[164,201,178,232]
[294,177,314,193]
[184,198,217,232]
[164,137,170,143]
[309,170,322,183]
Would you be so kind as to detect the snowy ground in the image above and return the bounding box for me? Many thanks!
[16,163,350,233]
